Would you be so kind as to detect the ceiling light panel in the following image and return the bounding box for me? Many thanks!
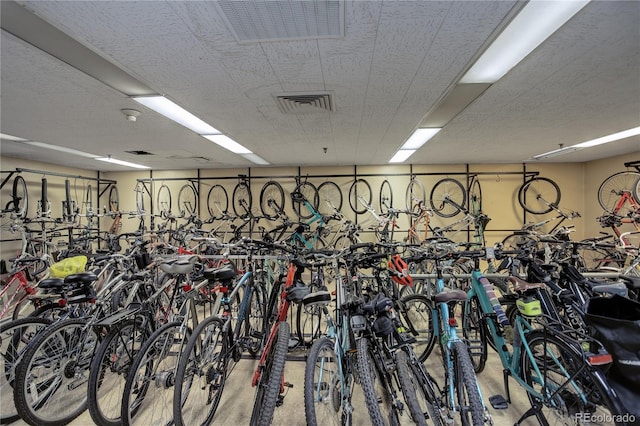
[202,134,252,154]
[133,96,221,135]
[216,0,344,42]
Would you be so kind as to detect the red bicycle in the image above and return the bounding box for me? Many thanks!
[0,257,49,320]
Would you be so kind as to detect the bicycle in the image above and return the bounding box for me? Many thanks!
[597,161,640,216]
[1,173,29,218]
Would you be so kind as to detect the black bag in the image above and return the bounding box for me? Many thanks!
[585,295,640,386]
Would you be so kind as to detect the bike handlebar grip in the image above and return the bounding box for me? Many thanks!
[348,242,374,251]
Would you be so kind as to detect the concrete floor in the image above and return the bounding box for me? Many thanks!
[4,341,541,426]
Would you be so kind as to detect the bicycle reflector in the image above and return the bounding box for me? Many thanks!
[516,297,541,317]
[388,255,413,287]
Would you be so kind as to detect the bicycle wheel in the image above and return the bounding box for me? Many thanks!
[430,178,466,218]
[379,179,393,215]
[468,178,482,215]
[634,175,640,205]
[395,350,444,426]
[11,175,28,218]
[502,232,539,251]
[232,182,252,218]
[318,181,343,215]
[122,321,189,426]
[260,181,285,219]
[135,182,146,214]
[406,178,426,211]
[400,293,435,363]
[157,184,172,216]
[451,340,484,426]
[0,317,52,424]
[348,179,372,214]
[292,182,319,219]
[173,316,227,426]
[304,336,347,426]
[296,300,325,347]
[39,177,48,218]
[64,179,73,220]
[462,296,488,373]
[518,176,561,215]
[598,171,640,214]
[177,184,198,217]
[88,318,150,426]
[14,318,99,426]
[207,184,229,219]
[522,331,623,425]
[244,282,267,357]
[108,185,119,212]
[356,337,398,426]
[250,321,290,426]
[84,184,94,214]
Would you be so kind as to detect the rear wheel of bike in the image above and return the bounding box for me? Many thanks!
[452,340,484,426]
[400,294,436,362]
[232,182,252,218]
[598,171,640,213]
[356,337,398,426]
[177,184,198,217]
[518,176,561,215]
[522,331,624,425]
[10,175,28,218]
[430,178,466,218]
[157,184,172,216]
[348,179,372,214]
[462,296,488,373]
[379,179,393,215]
[318,181,343,215]
[173,316,227,426]
[296,300,325,347]
[468,178,482,215]
[292,182,319,219]
[260,181,285,219]
[395,350,429,426]
[207,184,229,219]
[501,232,538,251]
[14,319,98,426]
[406,178,426,211]
[244,282,267,356]
[304,336,345,426]
[88,318,150,426]
[0,317,52,424]
[250,321,290,426]
[121,321,190,426]
[108,185,119,212]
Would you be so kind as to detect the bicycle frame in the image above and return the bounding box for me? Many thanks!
[290,198,326,249]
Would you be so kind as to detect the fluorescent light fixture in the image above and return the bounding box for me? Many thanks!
[241,153,270,165]
[389,150,416,163]
[0,133,28,141]
[202,134,252,154]
[401,128,441,149]
[573,126,640,148]
[24,141,97,158]
[532,126,640,160]
[460,0,590,83]
[95,157,150,169]
[133,96,221,135]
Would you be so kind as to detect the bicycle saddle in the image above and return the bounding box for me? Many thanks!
[302,290,331,306]
[508,276,545,293]
[433,287,467,303]
[203,263,236,282]
[286,280,310,303]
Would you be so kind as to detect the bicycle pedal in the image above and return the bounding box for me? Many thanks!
[284,382,294,388]
[489,394,508,410]
[276,395,285,407]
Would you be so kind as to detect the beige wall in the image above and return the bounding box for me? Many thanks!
[2,152,639,260]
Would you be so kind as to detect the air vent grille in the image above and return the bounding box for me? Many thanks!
[275,92,334,114]
[125,150,154,155]
[216,0,344,42]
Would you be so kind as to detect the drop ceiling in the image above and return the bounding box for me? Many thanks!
[1,0,638,171]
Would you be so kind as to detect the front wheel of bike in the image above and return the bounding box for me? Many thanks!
[173,316,227,426]
[400,294,436,362]
[522,331,624,426]
[462,296,488,373]
[452,340,485,426]
[250,321,290,426]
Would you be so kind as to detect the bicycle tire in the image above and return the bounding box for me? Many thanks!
[462,296,488,373]
[379,179,393,215]
[395,350,427,426]
[348,179,372,214]
[318,181,343,215]
[177,184,198,217]
[597,171,640,214]
[634,174,640,205]
[296,298,325,347]
[400,293,436,363]
[14,318,99,426]
[64,179,73,220]
[173,316,227,426]
[135,182,146,214]
[518,176,561,215]
[121,321,190,426]
[156,184,172,216]
[108,185,119,212]
[88,318,150,426]
[9,175,28,218]
[84,184,93,214]
[207,184,229,219]
[451,340,484,426]
[430,177,466,218]
[244,281,267,357]
[304,336,348,426]
[260,180,285,219]
[292,182,319,219]
[232,182,253,218]
[0,317,52,424]
[522,330,624,425]
[468,178,482,215]
[250,321,290,426]
[501,232,539,251]
[40,177,48,217]
[332,234,359,251]
[405,178,426,211]
[356,337,398,426]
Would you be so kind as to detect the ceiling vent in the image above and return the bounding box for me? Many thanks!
[125,150,154,155]
[216,0,344,42]
[275,92,335,114]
